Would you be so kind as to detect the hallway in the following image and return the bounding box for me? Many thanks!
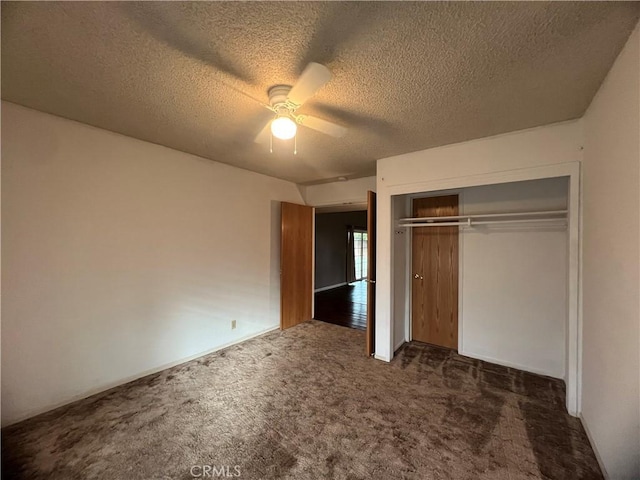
[313,280,367,330]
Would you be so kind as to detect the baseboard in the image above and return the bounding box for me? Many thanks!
[374,353,391,362]
[314,282,347,293]
[458,348,562,380]
[2,325,280,427]
[579,413,609,479]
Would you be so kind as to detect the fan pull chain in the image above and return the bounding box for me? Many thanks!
[294,134,297,155]
[270,133,273,154]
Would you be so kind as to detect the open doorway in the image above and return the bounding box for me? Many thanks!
[313,208,368,330]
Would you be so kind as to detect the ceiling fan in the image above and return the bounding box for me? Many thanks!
[254,62,347,146]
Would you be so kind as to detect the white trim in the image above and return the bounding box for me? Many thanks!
[404,196,412,343]
[308,198,369,208]
[3,325,280,427]
[311,207,316,319]
[394,340,406,353]
[313,200,368,211]
[376,161,581,416]
[457,190,465,354]
[314,282,348,293]
[458,348,562,379]
[374,353,391,362]
[577,165,584,415]
[405,196,412,343]
[580,414,609,479]
[385,162,579,197]
[567,166,581,415]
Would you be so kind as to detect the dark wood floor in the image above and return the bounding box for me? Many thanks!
[314,280,367,330]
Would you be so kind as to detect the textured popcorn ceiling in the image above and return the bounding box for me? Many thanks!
[2,2,639,184]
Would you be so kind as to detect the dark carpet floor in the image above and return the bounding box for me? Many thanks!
[2,320,602,480]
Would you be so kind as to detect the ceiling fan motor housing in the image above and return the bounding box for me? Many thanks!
[268,85,293,109]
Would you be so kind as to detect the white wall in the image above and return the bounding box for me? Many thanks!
[460,179,568,378]
[392,195,408,351]
[1,101,304,426]
[377,122,582,188]
[301,176,376,207]
[581,23,640,480]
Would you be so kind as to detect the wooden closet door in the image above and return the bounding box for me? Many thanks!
[411,195,459,349]
[281,202,313,329]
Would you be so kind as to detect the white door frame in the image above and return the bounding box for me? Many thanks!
[375,161,581,416]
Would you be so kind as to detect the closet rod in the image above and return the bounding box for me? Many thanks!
[398,218,567,228]
[399,209,568,223]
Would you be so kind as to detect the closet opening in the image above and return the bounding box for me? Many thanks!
[392,177,570,382]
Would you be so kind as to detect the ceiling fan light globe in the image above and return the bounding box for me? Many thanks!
[271,116,297,140]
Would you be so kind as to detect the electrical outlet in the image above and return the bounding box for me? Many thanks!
[231,320,237,330]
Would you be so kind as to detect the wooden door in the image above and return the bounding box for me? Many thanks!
[411,195,459,349]
[281,202,313,329]
[366,191,377,356]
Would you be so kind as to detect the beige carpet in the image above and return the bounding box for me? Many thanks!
[2,320,602,479]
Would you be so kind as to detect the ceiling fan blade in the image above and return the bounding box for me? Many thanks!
[298,115,347,138]
[287,62,332,107]
[254,118,272,144]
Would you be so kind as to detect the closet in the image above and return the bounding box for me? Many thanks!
[394,178,569,380]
